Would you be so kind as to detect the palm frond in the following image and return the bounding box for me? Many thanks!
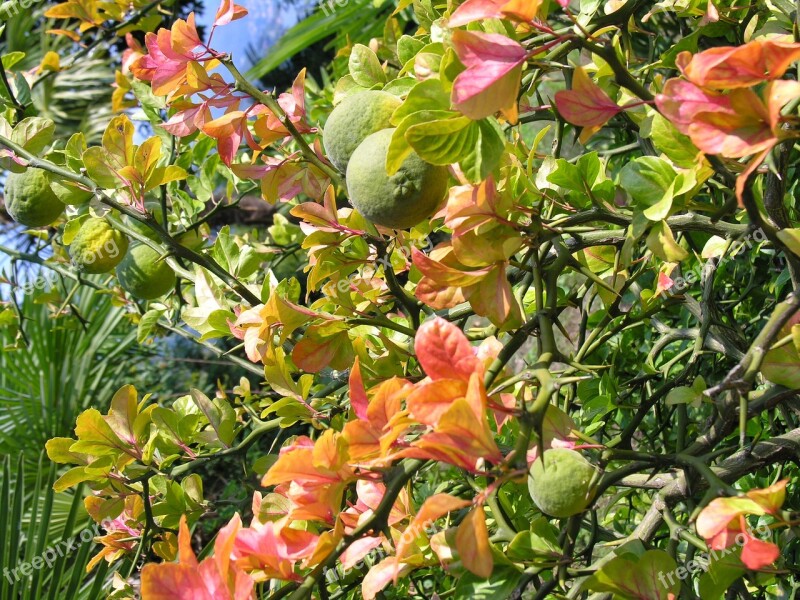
[0,282,139,474]
[246,0,395,82]
[0,453,105,600]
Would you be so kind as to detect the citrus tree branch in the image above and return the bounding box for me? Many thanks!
[0,133,262,306]
[220,58,344,188]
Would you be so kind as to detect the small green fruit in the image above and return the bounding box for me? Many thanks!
[323,90,401,172]
[69,217,129,274]
[116,243,176,300]
[346,128,448,229]
[3,168,65,227]
[528,448,597,518]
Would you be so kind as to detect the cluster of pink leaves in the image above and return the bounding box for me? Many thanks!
[656,39,800,204]
[129,0,312,167]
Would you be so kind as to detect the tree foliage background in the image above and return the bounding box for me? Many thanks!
[1,0,800,599]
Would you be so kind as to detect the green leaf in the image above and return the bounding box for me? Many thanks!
[546,152,606,205]
[69,409,129,457]
[11,72,30,106]
[102,114,135,167]
[698,547,746,600]
[640,111,698,167]
[646,220,688,262]
[387,109,455,174]
[777,228,800,257]
[349,44,386,87]
[454,566,520,600]
[665,386,701,406]
[152,407,190,450]
[619,157,677,221]
[190,389,234,448]
[404,115,504,183]
[82,146,121,188]
[138,308,165,343]
[382,77,417,96]
[64,132,88,172]
[507,518,560,561]
[397,35,425,65]
[585,549,680,600]
[1,52,25,69]
[211,225,239,272]
[11,117,54,155]
[105,384,139,446]
[390,79,451,126]
[52,467,92,493]
[459,119,505,184]
[45,437,86,464]
[405,113,476,164]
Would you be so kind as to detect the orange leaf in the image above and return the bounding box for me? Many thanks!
[140,563,205,599]
[414,316,483,381]
[687,88,775,158]
[463,262,523,327]
[409,395,503,470]
[177,515,198,566]
[407,379,468,427]
[170,13,202,56]
[677,39,800,89]
[395,493,470,571]
[740,536,780,570]
[455,505,493,578]
[746,479,787,514]
[411,247,492,287]
[349,356,369,421]
[363,557,414,600]
[696,497,766,543]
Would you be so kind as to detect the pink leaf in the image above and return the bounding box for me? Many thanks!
[451,30,527,120]
[448,0,506,26]
[655,78,733,136]
[554,66,622,135]
[214,0,248,27]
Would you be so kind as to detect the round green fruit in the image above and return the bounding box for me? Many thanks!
[346,128,448,230]
[323,90,401,172]
[116,243,176,300]
[69,217,129,274]
[3,168,65,227]
[528,448,597,518]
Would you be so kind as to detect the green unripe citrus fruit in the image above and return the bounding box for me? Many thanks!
[116,243,176,300]
[3,168,65,227]
[323,90,401,172]
[528,448,597,518]
[346,128,448,229]
[69,217,129,274]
